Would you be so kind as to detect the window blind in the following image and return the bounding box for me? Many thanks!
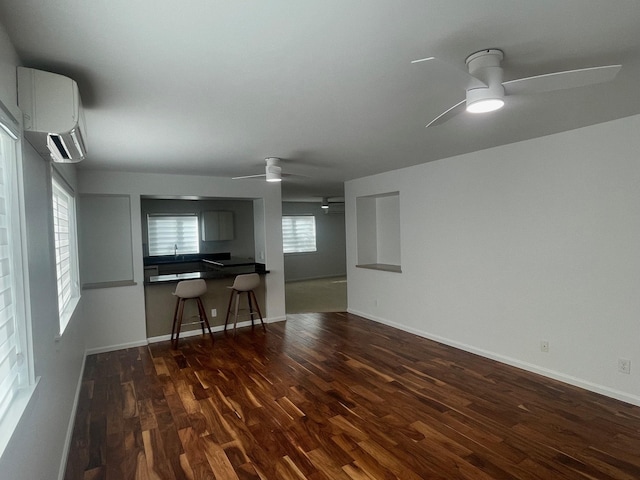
[282,215,317,253]
[147,214,199,256]
[52,179,72,317]
[0,127,21,421]
[52,174,79,335]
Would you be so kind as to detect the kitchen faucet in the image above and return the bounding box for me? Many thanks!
[174,244,178,257]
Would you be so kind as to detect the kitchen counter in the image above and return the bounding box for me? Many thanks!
[145,263,267,285]
[202,257,257,268]
[143,252,231,266]
[143,252,268,336]
[143,271,266,338]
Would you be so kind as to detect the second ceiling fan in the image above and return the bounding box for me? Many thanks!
[232,157,286,182]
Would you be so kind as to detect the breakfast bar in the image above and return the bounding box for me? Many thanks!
[143,252,267,338]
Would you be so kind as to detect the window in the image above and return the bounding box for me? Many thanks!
[282,215,317,253]
[0,107,35,455]
[147,214,199,256]
[52,174,80,334]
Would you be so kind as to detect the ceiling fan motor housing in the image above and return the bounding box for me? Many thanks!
[465,49,505,112]
[265,157,282,182]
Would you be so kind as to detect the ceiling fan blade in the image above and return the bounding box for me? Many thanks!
[426,99,466,128]
[232,173,266,180]
[503,64,621,96]
[280,172,309,178]
[413,56,487,90]
[410,56,435,64]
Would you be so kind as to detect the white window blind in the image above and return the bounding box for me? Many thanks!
[282,215,317,253]
[147,214,199,256]
[0,121,28,424]
[52,175,79,334]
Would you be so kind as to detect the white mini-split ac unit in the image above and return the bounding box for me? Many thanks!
[17,67,87,163]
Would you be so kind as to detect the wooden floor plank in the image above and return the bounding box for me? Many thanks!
[65,312,640,479]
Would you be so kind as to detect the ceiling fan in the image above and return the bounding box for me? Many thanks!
[232,157,288,182]
[320,197,345,209]
[412,49,622,128]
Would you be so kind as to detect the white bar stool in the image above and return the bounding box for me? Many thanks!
[171,279,214,348]
[224,273,266,335]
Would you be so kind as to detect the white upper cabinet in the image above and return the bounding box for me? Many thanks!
[201,211,234,241]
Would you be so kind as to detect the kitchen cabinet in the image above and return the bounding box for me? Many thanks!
[201,211,234,241]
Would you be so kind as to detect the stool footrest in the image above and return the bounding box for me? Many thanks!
[181,320,208,327]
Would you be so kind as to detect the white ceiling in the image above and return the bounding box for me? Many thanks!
[1,0,639,201]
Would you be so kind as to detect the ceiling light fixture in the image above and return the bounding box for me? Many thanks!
[465,49,505,114]
[321,197,329,209]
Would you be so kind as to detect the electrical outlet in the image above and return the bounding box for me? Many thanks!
[211,308,217,318]
[618,358,631,374]
[540,340,549,353]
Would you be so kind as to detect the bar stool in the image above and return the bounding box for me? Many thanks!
[224,273,266,335]
[171,279,214,348]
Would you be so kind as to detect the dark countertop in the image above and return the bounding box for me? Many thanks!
[146,271,226,284]
[143,252,230,266]
[202,257,257,268]
[145,263,268,285]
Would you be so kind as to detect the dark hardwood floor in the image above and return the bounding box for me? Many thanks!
[65,312,640,479]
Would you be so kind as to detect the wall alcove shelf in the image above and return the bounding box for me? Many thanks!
[356,191,402,272]
[356,263,402,273]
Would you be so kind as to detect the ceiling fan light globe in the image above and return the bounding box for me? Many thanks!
[467,98,504,113]
[466,82,505,114]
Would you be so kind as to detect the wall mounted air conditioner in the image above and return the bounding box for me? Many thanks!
[17,67,87,163]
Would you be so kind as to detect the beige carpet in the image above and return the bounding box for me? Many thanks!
[285,276,347,313]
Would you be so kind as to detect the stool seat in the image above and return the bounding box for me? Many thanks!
[171,279,214,348]
[173,278,207,298]
[224,273,266,335]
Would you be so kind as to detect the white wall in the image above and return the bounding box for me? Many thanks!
[346,114,640,406]
[78,171,285,352]
[0,22,88,480]
[282,202,346,282]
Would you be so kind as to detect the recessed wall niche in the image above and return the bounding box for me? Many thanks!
[356,191,402,272]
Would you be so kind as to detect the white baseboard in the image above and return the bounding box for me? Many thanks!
[348,308,640,407]
[58,353,87,480]
[85,317,288,352]
[144,316,287,344]
[85,339,149,356]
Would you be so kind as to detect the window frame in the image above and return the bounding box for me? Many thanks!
[147,213,200,257]
[0,103,37,457]
[51,171,80,336]
[282,215,317,254]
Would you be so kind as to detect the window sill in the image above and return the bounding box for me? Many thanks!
[82,280,136,290]
[356,263,402,273]
[57,295,81,338]
[0,377,40,459]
